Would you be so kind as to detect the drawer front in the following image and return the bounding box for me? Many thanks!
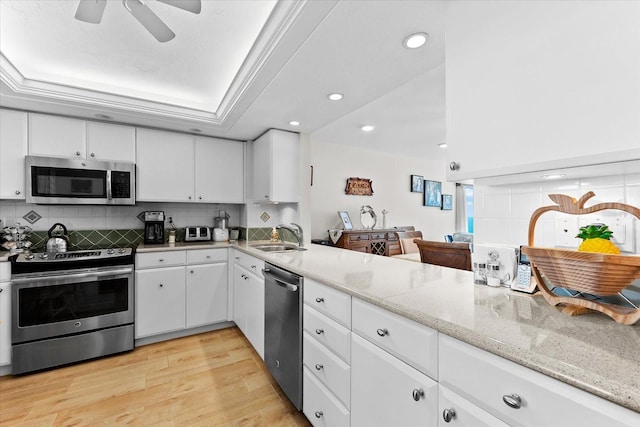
[352,298,438,380]
[348,233,369,242]
[0,262,9,282]
[303,367,350,427]
[303,332,351,408]
[304,305,351,363]
[370,232,386,240]
[438,385,509,427]
[439,335,639,427]
[136,251,186,269]
[187,248,227,264]
[304,279,351,328]
[233,250,264,278]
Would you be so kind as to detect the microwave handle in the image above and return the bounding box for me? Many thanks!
[106,170,112,200]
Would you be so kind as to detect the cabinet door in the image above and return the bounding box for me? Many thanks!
[0,282,11,366]
[233,264,248,335]
[195,136,244,203]
[136,128,195,202]
[29,113,86,158]
[438,385,509,427]
[252,129,299,203]
[351,333,438,427]
[252,131,270,202]
[245,271,265,359]
[0,109,27,199]
[135,267,185,338]
[86,121,135,162]
[186,263,228,328]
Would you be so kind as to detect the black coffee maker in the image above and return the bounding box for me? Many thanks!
[144,211,165,244]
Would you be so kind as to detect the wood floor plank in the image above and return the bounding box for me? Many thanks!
[0,327,311,426]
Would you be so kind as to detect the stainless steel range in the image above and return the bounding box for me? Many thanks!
[10,248,135,374]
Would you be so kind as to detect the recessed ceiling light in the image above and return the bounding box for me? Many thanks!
[95,114,113,120]
[361,125,375,132]
[541,174,566,180]
[403,32,430,49]
[189,128,202,133]
[289,121,300,126]
[438,143,447,148]
[328,93,343,101]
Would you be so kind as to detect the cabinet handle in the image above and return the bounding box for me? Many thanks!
[15,190,21,195]
[76,151,81,156]
[314,411,323,419]
[315,328,324,335]
[251,265,256,270]
[159,258,165,262]
[442,408,456,423]
[376,328,389,337]
[235,257,240,261]
[190,270,194,274]
[0,288,3,293]
[188,196,192,200]
[315,297,324,303]
[412,389,424,401]
[159,283,164,288]
[90,152,95,157]
[315,364,323,371]
[206,255,211,259]
[502,394,522,409]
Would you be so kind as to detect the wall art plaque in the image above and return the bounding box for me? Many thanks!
[345,177,374,196]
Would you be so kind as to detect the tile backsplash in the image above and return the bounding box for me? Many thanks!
[474,174,640,253]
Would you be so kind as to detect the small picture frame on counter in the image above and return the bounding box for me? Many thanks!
[338,211,353,230]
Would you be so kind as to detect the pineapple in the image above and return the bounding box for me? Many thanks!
[576,224,620,254]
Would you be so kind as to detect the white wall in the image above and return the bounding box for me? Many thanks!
[474,174,640,254]
[308,138,455,241]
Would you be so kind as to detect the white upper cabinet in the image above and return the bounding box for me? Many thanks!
[445,2,640,181]
[28,113,135,162]
[194,136,244,203]
[253,129,299,203]
[0,109,28,199]
[86,121,136,162]
[136,128,195,202]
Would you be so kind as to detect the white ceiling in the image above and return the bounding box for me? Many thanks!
[0,0,446,158]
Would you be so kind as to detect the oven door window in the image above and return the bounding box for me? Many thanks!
[31,166,107,199]
[18,278,129,327]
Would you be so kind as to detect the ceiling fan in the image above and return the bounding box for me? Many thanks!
[74,0,201,42]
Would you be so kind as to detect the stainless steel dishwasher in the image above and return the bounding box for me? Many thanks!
[263,262,303,410]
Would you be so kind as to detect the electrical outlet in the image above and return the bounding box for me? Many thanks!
[554,217,580,248]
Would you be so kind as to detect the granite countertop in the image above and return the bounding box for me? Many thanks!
[232,242,639,413]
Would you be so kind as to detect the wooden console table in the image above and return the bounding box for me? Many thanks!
[331,229,401,257]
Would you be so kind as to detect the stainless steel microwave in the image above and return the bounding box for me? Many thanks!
[25,156,135,205]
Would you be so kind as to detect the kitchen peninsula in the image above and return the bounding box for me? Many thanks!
[133,240,640,424]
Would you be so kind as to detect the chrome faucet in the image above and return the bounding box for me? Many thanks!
[276,223,304,247]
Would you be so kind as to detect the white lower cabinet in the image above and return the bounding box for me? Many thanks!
[135,249,228,340]
[232,251,264,359]
[438,385,508,427]
[136,266,186,338]
[0,262,11,366]
[439,334,639,427]
[304,366,350,427]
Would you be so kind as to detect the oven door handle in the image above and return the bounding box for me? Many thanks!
[106,170,113,200]
[12,266,134,283]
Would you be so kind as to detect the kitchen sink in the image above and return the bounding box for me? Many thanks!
[251,243,307,252]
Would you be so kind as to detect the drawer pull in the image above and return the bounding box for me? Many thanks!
[376,328,389,337]
[251,265,257,269]
[315,328,324,335]
[315,364,324,371]
[412,388,424,401]
[502,394,522,409]
[159,283,164,288]
[206,255,211,259]
[442,408,456,423]
[315,411,323,419]
[159,258,165,262]
[235,257,240,261]
[315,297,325,303]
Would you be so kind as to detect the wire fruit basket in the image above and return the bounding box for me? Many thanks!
[521,192,640,325]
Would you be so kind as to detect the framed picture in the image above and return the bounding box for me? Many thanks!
[338,211,353,230]
[410,175,424,193]
[424,180,442,207]
[441,194,453,210]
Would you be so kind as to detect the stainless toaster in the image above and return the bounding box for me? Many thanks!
[184,226,212,242]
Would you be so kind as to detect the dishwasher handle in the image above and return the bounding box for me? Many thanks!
[263,268,299,292]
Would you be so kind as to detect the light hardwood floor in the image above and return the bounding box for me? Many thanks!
[0,327,311,426]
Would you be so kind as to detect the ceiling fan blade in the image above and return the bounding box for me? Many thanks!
[124,0,175,42]
[156,0,201,14]
[75,0,107,24]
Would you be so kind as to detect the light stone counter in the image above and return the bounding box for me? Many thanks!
[231,242,640,414]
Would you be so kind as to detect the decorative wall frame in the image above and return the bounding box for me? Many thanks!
[345,177,374,196]
[424,180,442,207]
[441,194,453,210]
[410,175,424,193]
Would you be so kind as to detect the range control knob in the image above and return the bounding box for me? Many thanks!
[118,248,126,254]
[39,253,48,259]
[25,254,35,260]
[107,249,115,255]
